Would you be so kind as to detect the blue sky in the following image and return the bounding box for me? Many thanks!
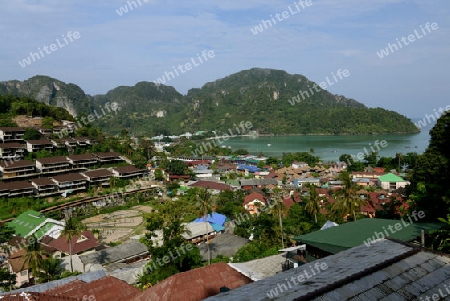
[1,0,449,118]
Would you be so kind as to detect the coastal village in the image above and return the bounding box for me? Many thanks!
[0,119,446,301]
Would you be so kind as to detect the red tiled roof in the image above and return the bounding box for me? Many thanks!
[133,262,252,301]
[0,292,80,301]
[51,173,86,183]
[67,154,97,161]
[244,192,266,205]
[44,279,87,295]
[0,127,25,132]
[112,165,146,174]
[350,171,386,177]
[283,197,295,210]
[0,159,34,169]
[46,276,141,301]
[265,172,278,179]
[36,156,70,164]
[189,181,231,191]
[0,180,34,191]
[187,160,211,166]
[0,142,25,149]
[93,152,121,158]
[8,249,28,272]
[83,169,113,178]
[48,230,99,254]
[32,178,57,186]
[40,235,54,245]
[26,139,53,145]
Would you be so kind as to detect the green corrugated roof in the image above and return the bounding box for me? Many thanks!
[8,210,55,239]
[293,218,443,255]
[378,173,405,182]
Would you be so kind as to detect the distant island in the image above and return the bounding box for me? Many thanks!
[0,68,419,136]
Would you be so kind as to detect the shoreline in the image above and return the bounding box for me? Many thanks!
[208,131,421,139]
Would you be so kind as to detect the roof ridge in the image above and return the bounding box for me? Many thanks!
[294,244,420,301]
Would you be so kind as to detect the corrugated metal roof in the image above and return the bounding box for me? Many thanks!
[205,240,450,301]
[293,218,443,254]
[4,270,107,294]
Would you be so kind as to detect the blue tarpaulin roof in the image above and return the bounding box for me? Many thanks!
[193,212,227,226]
[210,223,225,232]
[236,165,260,173]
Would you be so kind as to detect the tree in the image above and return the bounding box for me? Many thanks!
[41,117,55,129]
[60,217,86,272]
[363,152,378,166]
[233,242,278,263]
[0,268,16,291]
[304,184,325,223]
[132,153,147,169]
[140,139,156,160]
[0,224,14,244]
[408,112,450,220]
[331,171,366,221]
[154,168,164,181]
[139,200,201,286]
[196,188,214,265]
[21,240,44,283]
[270,188,287,248]
[23,128,41,140]
[166,160,188,175]
[283,203,317,237]
[37,257,64,283]
[339,154,365,172]
[233,148,249,156]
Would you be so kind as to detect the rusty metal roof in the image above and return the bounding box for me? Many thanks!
[133,262,252,301]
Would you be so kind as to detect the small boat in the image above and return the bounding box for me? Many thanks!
[267,144,271,147]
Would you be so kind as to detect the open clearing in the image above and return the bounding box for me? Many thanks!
[82,205,152,243]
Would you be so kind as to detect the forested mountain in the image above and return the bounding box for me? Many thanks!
[92,82,187,136]
[1,69,419,136]
[0,75,91,116]
[182,68,418,135]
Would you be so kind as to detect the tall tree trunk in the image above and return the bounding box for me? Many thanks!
[205,217,210,265]
[279,208,284,249]
[69,240,73,273]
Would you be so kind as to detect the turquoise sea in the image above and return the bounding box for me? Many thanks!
[217,121,432,162]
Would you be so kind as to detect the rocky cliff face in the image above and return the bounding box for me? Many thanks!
[0,75,92,117]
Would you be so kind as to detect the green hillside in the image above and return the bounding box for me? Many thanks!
[1,69,419,136]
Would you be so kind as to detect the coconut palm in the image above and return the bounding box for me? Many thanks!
[331,171,366,221]
[38,257,64,283]
[304,184,325,223]
[430,212,450,252]
[270,188,287,248]
[60,217,86,272]
[21,240,44,283]
[196,188,214,265]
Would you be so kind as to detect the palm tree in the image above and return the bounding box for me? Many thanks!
[331,171,366,221]
[196,188,214,265]
[304,184,325,223]
[430,213,450,252]
[21,240,44,284]
[61,217,86,272]
[38,257,64,283]
[271,188,287,248]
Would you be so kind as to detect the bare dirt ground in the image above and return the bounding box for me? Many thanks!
[82,206,151,243]
[13,115,64,128]
[13,115,43,128]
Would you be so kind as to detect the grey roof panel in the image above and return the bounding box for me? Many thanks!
[205,240,444,301]
[4,270,107,294]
